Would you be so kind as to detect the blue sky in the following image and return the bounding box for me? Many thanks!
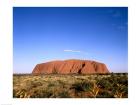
[13,7,128,73]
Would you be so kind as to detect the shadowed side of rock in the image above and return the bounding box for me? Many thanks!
[32,59,109,74]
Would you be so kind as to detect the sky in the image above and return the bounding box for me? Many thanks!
[13,7,128,73]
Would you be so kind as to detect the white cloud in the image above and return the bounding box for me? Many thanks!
[64,50,81,53]
[64,49,89,55]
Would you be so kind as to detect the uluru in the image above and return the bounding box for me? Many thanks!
[32,59,109,74]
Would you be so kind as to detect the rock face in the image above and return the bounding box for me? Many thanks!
[32,59,109,74]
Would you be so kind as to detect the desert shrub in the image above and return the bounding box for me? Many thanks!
[72,81,94,92]
[96,90,114,98]
[25,80,43,89]
[117,76,128,85]
[58,91,71,98]
[47,83,55,87]
[97,78,112,90]
[121,86,128,95]
[112,84,128,98]
[57,80,66,88]
[14,89,28,98]
[29,88,54,98]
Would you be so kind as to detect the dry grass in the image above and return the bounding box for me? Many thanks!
[13,73,128,98]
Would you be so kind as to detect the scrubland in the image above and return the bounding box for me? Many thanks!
[13,73,128,98]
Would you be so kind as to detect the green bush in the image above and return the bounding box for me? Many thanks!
[30,88,53,98]
[97,90,114,98]
[72,81,94,92]
[58,91,71,98]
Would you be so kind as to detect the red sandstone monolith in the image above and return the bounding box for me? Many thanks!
[32,59,109,74]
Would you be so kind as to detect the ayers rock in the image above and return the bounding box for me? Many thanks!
[32,59,109,74]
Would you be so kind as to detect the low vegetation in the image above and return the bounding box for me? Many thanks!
[13,73,128,98]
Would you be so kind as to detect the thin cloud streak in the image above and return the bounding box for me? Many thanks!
[64,50,89,55]
[64,50,81,53]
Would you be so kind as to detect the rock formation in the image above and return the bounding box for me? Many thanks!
[32,59,109,74]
